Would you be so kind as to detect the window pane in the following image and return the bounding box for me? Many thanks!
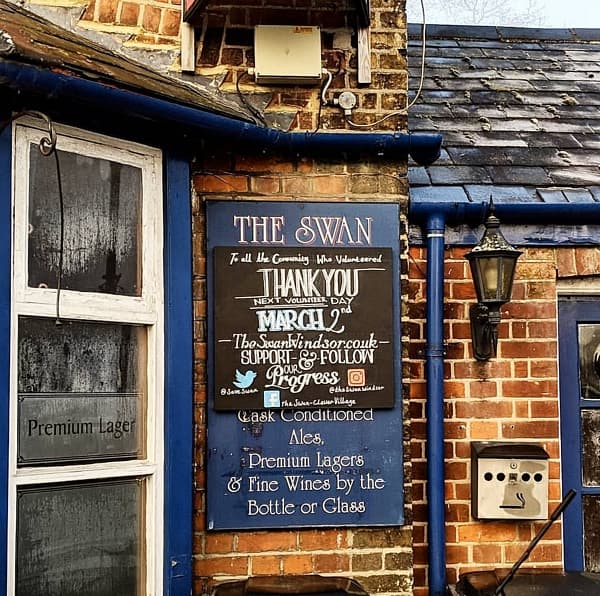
[28,144,142,296]
[583,495,600,572]
[582,409,600,486]
[17,479,144,596]
[17,317,146,465]
[578,324,600,399]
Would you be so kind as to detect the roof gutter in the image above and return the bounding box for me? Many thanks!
[410,200,600,226]
[0,60,442,166]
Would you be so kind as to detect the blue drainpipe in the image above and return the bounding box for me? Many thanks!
[425,213,447,596]
[411,199,600,595]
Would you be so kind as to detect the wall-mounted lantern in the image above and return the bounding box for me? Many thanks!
[465,203,522,361]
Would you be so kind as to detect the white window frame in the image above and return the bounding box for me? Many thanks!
[7,120,165,596]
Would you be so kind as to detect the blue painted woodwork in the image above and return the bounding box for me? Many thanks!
[0,112,12,594]
[0,129,193,596]
[558,297,600,572]
[205,201,404,529]
[163,152,193,595]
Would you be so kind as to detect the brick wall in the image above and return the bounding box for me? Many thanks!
[18,0,419,592]
[187,3,415,591]
[79,0,182,48]
[192,154,412,595]
[407,243,597,594]
[187,0,408,132]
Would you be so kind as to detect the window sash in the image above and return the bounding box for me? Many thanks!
[8,121,165,596]
[12,122,163,319]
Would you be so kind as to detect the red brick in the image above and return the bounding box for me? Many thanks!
[528,320,557,338]
[513,361,529,378]
[120,1,140,25]
[444,261,468,279]
[195,556,249,576]
[502,420,559,439]
[283,554,313,574]
[446,503,470,522]
[504,301,556,320]
[525,281,555,300]
[312,553,350,573]
[445,461,468,480]
[516,261,556,280]
[444,381,467,399]
[470,421,500,439]
[193,174,249,192]
[450,321,471,340]
[530,400,559,418]
[501,379,557,398]
[236,532,297,552]
[574,247,600,276]
[453,360,511,379]
[281,176,313,195]
[142,5,161,32]
[205,533,235,554]
[458,522,518,543]
[98,0,118,22]
[299,530,347,550]
[314,175,346,194]
[473,544,501,563]
[161,8,180,35]
[511,320,527,338]
[251,177,280,194]
[251,555,281,575]
[499,341,557,359]
[455,400,511,418]
[556,248,576,277]
[468,381,499,400]
[450,281,477,300]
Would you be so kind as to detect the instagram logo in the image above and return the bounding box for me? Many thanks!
[347,369,365,387]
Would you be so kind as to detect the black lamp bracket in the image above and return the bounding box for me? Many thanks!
[470,303,501,361]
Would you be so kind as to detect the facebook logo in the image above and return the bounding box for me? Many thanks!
[264,390,280,408]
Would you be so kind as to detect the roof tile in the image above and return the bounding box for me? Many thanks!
[408,24,600,200]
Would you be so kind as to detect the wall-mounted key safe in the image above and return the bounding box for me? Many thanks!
[471,442,549,520]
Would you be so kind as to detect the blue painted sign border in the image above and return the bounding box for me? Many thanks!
[206,200,404,529]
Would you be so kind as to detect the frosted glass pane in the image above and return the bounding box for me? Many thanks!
[18,317,145,394]
[582,410,600,486]
[28,145,142,295]
[16,479,143,596]
[17,317,146,464]
[583,495,600,572]
[578,324,600,398]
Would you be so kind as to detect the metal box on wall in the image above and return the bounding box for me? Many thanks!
[471,441,549,520]
[253,26,322,85]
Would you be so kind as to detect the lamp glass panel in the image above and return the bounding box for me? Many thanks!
[479,256,501,300]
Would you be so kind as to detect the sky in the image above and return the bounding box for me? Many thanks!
[406,0,600,28]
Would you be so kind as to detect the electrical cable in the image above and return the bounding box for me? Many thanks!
[312,69,333,133]
[235,71,268,126]
[0,110,63,323]
[345,0,428,129]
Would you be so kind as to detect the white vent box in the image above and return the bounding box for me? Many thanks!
[254,25,322,85]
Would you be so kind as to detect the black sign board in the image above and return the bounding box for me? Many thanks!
[206,201,404,529]
[213,246,394,410]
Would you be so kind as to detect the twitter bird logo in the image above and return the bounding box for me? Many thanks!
[234,369,257,389]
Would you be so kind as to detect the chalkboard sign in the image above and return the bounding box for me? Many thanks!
[213,246,394,410]
[206,201,403,529]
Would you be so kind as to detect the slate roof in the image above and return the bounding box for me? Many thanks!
[0,0,253,123]
[407,24,600,206]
